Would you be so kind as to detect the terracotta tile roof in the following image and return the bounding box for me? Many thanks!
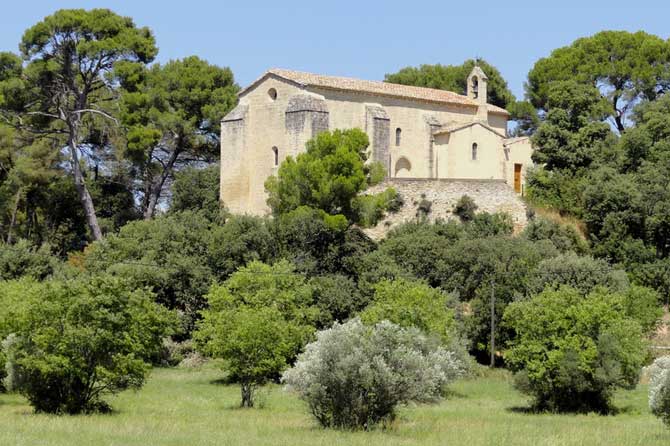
[241,68,509,115]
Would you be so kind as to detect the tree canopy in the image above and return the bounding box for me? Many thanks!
[116,56,238,218]
[0,9,158,240]
[526,31,670,133]
[385,59,516,109]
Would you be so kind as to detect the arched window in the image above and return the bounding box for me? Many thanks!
[272,146,279,166]
[472,143,478,161]
[268,88,277,100]
[395,128,402,146]
[394,157,412,177]
[471,77,479,99]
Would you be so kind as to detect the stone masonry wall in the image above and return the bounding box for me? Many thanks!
[363,178,528,240]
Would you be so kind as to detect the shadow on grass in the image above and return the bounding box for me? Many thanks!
[209,372,235,386]
[506,404,634,416]
[442,388,468,399]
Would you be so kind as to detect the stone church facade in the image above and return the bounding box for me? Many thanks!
[220,66,534,215]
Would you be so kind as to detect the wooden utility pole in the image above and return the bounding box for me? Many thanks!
[490,277,496,368]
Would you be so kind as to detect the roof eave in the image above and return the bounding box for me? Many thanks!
[237,70,307,98]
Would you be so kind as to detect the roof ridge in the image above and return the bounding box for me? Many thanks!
[269,67,468,97]
[241,68,509,115]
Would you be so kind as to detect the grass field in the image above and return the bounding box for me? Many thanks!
[0,366,668,446]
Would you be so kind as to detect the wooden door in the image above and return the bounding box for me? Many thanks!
[514,164,522,193]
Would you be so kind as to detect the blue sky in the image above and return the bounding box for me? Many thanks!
[1,1,668,99]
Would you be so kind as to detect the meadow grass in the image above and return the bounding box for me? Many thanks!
[0,366,668,446]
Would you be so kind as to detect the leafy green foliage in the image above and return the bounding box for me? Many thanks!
[0,278,44,391]
[503,287,647,413]
[0,275,176,413]
[508,100,541,136]
[619,285,663,336]
[282,319,464,429]
[170,165,222,221]
[309,274,366,328]
[648,356,670,427]
[81,211,215,333]
[272,206,374,277]
[360,279,462,350]
[116,56,238,218]
[353,188,402,227]
[466,212,514,238]
[265,129,370,221]
[385,59,515,108]
[523,33,670,290]
[522,217,589,254]
[439,237,558,357]
[208,215,275,281]
[1,8,160,240]
[453,195,478,222]
[352,250,412,299]
[0,239,59,280]
[529,253,629,295]
[378,220,465,288]
[526,30,670,132]
[530,80,613,171]
[195,261,318,407]
[525,167,589,218]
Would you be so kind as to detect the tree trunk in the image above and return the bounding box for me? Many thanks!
[6,188,21,244]
[240,382,254,408]
[143,147,181,220]
[612,96,626,133]
[614,114,625,133]
[69,139,103,241]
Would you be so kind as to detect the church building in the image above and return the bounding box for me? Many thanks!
[220,66,534,215]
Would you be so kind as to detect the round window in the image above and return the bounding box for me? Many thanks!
[268,88,277,100]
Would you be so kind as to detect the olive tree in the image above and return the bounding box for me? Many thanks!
[282,319,464,429]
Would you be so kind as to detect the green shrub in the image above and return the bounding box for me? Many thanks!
[648,356,670,427]
[273,206,349,276]
[378,220,464,288]
[467,212,514,237]
[198,306,296,407]
[0,239,59,280]
[503,286,646,413]
[366,161,387,186]
[309,274,366,327]
[170,165,222,221]
[620,285,663,335]
[208,214,275,281]
[522,217,589,254]
[194,260,319,407]
[453,195,478,222]
[0,278,44,392]
[282,319,464,429]
[530,252,629,295]
[352,250,412,299]
[438,237,558,358]
[354,188,402,227]
[361,279,459,345]
[0,275,176,414]
[416,198,432,218]
[265,129,369,222]
[82,211,215,334]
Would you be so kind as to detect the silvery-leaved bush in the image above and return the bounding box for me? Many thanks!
[648,356,670,427]
[282,318,464,429]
